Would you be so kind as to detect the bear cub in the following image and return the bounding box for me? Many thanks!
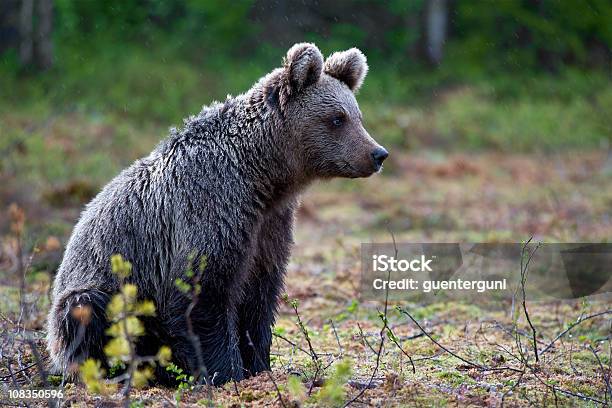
[47,43,388,385]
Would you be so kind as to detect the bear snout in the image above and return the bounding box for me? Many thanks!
[371,146,389,172]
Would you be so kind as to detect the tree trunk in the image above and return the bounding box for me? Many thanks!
[19,0,34,66]
[424,0,447,66]
[35,0,54,69]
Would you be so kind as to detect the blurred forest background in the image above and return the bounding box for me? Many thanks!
[2,0,611,148]
[1,2,612,405]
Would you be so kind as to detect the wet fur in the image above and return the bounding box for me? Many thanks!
[47,43,382,385]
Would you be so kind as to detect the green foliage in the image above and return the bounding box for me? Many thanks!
[174,277,192,294]
[40,0,612,74]
[1,0,610,188]
[80,358,115,395]
[157,345,173,367]
[174,253,206,295]
[436,370,475,387]
[272,326,286,337]
[104,255,169,386]
[347,299,359,314]
[79,255,171,395]
[166,363,195,404]
[315,359,353,407]
[286,375,306,403]
[453,0,612,70]
[110,254,133,281]
[433,85,611,150]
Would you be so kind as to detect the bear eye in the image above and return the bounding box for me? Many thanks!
[331,116,344,128]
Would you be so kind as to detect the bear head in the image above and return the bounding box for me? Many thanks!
[269,43,388,180]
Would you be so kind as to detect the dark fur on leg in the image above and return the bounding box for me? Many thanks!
[159,291,244,386]
[239,203,295,376]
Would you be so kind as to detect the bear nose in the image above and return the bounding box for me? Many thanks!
[371,147,389,170]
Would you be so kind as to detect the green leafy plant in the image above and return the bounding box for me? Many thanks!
[315,359,353,407]
[166,362,195,405]
[79,254,172,401]
[287,375,306,404]
[80,358,114,395]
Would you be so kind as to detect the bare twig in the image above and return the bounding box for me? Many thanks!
[0,362,37,381]
[356,323,377,355]
[329,319,343,357]
[500,369,525,407]
[541,310,612,355]
[289,301,319,362]
[26,339,47,387]
[342,227,398,407]
[519,238,540,363]
[184,258,211,389]
[500,324,608,405]
[246,331,287,408]
[398,306,484,370]
[307,363,321,396]
[272,332,313,357]
[529,366,606,405]
[384,323,415,374]
[589,344,611,404]
[286,298,322,396]
[7,359,32,408]
[342,323,385,408]
[0,311,14,325]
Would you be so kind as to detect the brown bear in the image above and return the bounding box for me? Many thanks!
[46,43,387,385]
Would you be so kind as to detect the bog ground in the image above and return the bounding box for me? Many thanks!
[1,142,611,406]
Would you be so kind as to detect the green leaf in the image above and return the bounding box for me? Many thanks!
[135,300,156,316]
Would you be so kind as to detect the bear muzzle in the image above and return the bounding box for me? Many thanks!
[371,146,389,172]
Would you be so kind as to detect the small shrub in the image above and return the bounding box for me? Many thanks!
[166,362,195,405]
[79,254,172,398]
[315,359,353,407]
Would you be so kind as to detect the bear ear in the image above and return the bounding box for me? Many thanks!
[324,48,368,92]
[284,43,324,93]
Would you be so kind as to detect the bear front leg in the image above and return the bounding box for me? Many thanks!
[196,299,244,384]
[238,203,296,376]
[162,289,244,385]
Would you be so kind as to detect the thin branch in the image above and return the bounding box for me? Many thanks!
[384,324,415,374]
[246,331,287,408]
[184,259,211,389]
[329,319,343,357]
[342,227,398,407]
[342,324,385,408]
[501,369,525,407]
[307,363,321,396]
[519,238,540,363]
[499,332,608,406]
[529,365,606,405]
[589,344,611,404]
[398,306,485,370]
[289,301,319,362]
[541,310,612,355]
[356,323,377,355]
[287,299,322,396]
[272,332,313,357]
[0,362,37,380]
[26,339,47,387]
